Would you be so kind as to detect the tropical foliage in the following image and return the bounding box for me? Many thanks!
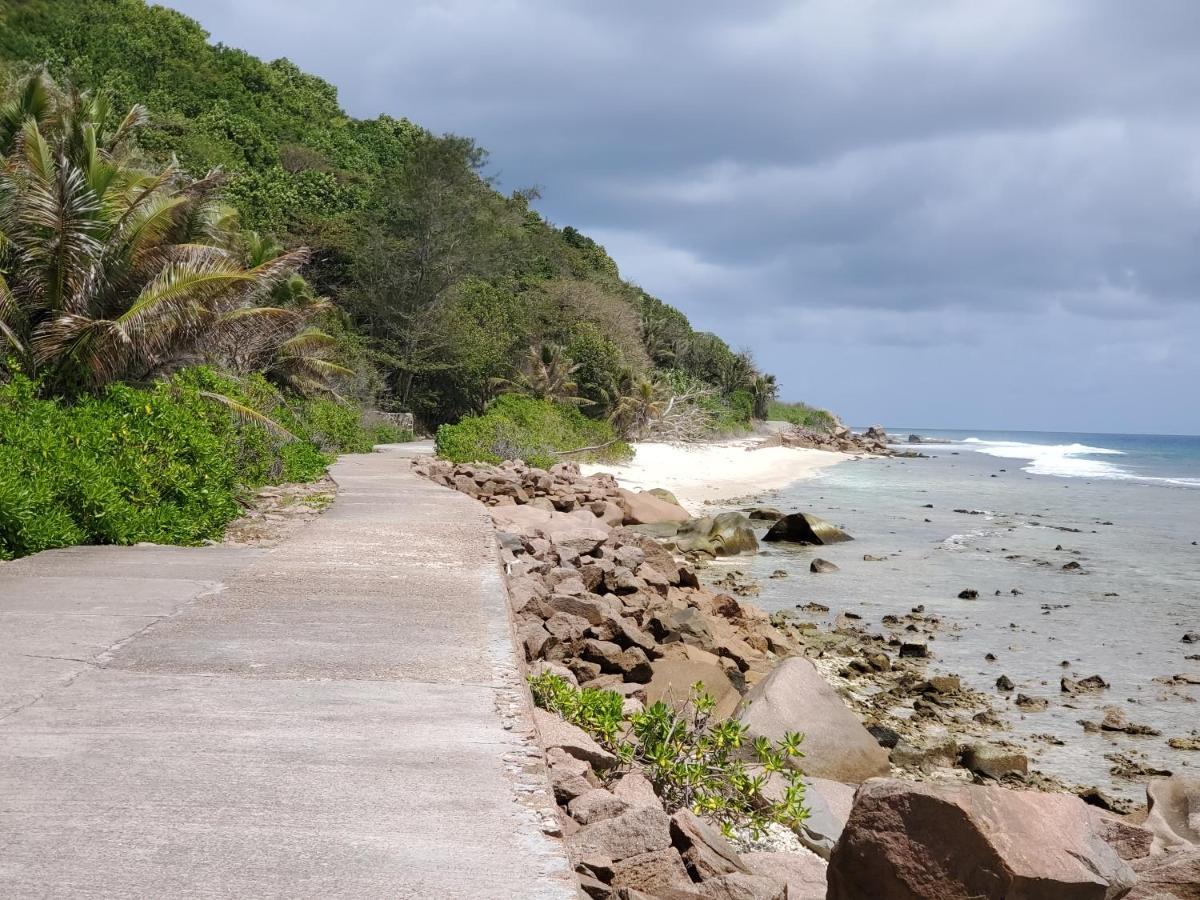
[529,672,809,839]
[434,394,630,469]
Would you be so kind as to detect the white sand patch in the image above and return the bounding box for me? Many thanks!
[581,439,852,512]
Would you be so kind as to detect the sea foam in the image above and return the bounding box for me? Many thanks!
[960,438,1126,479]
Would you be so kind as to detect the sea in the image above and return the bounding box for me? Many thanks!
[725,428,1200,801]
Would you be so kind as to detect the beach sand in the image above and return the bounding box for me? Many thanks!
[581,438,852,512]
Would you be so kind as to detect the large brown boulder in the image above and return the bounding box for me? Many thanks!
[761,512,853,545]
[735,658,889,783]
[1144,775,1200,854]
[617,488,691,526]
[827,779,1137,900]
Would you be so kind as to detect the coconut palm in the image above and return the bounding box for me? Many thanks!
[493,343,589,406]
[0,71,342,398]
[750,373,778,419]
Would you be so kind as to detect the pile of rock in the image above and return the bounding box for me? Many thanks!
[760,423,896,455]
[415,457,691,524]
[415,455,1191,899]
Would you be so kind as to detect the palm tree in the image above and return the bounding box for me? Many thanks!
[0,71,341,398]
[750,373,778,419]
[607,369,666,438]
[493,343,589,406]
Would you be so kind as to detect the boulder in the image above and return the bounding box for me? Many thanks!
[962,742,1029,779]
[827,779,1137,900]
[742,506,783,521]
[612,771,662,810]
[762,513,853,545]
[645,651,741,721]
[492,504,611,554]
[647,487,683,507]
[610,848,693,895]
[617,488,691,526]
[741,851,827,900]
[810,558,839,573]
[533,708,617,770]
[761,773,854,858]
[570,788,631,825]
[670,809,748,880]
[1126,848,1200,899]
[673,512,759,557]
[1143,775,1200,854]
[568,807,674,862]
[735,657,890,784]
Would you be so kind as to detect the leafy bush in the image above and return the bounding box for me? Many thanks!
[0,374,241,559]
[767,401,838,433]
[0,367,394,560]
[435,394,631,469]
[528,673,809,838]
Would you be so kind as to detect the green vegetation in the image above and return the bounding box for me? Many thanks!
[0,367,395,560]
[767,400,838,433]
[435,395,631,469]
[0,1,833,554]
[529,672,809,838]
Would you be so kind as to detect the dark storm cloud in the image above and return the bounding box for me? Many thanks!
[163,0,1200,431]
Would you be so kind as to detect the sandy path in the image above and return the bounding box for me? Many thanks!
[581,438,852,512]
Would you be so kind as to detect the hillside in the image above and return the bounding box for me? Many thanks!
[0,0,778,432]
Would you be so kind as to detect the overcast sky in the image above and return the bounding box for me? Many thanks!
[163,0,1200,433]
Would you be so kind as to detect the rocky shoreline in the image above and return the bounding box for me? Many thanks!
[414,455,1199,899]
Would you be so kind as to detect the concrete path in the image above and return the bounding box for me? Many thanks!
[0,447,575,899]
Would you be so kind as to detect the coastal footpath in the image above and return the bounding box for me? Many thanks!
[0,446,575,899]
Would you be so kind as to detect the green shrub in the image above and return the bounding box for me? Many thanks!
[0,374,241,559]
[767,401,838,433]
[435,394,631,468]
[0,367,393,560]
[528,673,809,838]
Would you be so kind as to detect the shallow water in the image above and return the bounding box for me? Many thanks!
[721,435,1200,801]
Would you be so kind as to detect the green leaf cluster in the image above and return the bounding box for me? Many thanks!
[528,673,809,839]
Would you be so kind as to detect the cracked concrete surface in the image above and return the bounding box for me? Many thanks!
[0,446,575,899]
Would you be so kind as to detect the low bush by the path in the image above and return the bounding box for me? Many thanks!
[0,369,392,560]
[529,672,809,839]
[434,395,632,469]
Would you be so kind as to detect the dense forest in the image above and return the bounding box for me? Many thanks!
[0,0,833,557]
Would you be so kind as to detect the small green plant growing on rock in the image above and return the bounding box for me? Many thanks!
[529,671,629,757]
[528,673,808,838]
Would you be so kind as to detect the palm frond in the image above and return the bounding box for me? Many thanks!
[198,390,297,440]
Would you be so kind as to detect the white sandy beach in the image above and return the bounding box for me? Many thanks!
[581,438,852,512]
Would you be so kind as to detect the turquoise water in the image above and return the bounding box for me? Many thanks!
[728,429,1200,799]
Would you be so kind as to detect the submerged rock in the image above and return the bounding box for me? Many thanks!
[672,512,759,557]
[810,558,839,573]
[762,513,854,545]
